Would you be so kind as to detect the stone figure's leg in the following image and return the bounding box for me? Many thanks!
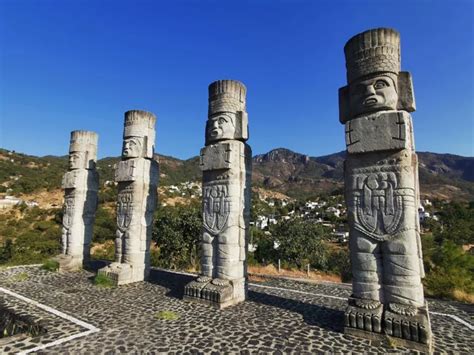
[350,230,382,302]
[345,231,383,333]
[115,230,123,263]
[83,223,93,263]
[201,231,214,278]
[382,231,431,344]
[382,231,425,307]
[215,226,243,280]
[61,229,68,254]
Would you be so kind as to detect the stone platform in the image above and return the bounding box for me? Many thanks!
[0,265,472,354]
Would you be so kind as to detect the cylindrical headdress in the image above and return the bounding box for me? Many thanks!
[208,80,246,115]
[69,130,98,169]
[123,110,156,158]
[344,28,400,84]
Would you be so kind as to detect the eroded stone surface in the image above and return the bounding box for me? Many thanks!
[339,28,432,349]
[0,266,472,354]
[98,110,158,285]
[56,130,99,272]
[184,80,252,308]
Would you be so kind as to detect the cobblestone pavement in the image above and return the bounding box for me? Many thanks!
[0,265,472,354]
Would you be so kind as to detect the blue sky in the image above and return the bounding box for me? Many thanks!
[0,0,473,159]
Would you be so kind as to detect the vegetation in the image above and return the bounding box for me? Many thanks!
[155,310,180,320]
[0,206,61,266]
[41,259,59,272]
[420,201,474,301]
[8,272,30,282]
[93,273,115,288]
[151,203,201,270]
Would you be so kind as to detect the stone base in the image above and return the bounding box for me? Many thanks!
[97,262,147,286]
[54,254,83,272]
[344,298,432,353]
[183,277,246,309]
[384,302,432,349]
[344,327,432,353]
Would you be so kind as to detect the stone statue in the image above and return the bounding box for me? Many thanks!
[184,80,252,308]
[56,130,99,272]
[339,28,432,351]
[98,110,159,285]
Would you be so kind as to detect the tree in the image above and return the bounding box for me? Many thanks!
[270,219,331,270]
[152,203,202,270]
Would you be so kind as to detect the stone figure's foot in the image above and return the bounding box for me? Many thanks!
[387,302,417,316]
[97,262,136,286]
[54,254,83,272]
[345,297,383,333]
[383,303,432,345]
[183,277,246,309]
[354,298,382,310]
[183,275,212,299]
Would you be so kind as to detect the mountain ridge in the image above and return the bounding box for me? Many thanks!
[1,147,473,201]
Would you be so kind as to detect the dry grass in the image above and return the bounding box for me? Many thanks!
[452,289,474,304]
[248,264,342,283]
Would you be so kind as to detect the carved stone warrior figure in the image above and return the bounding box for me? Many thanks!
[56,130,99,272]
[98,110,158,285]
[339,28,432,350]
[184,80,252,308]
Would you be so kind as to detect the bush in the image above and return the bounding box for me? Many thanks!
[41,259,59,272]
[152,203,201,270]
[271,219,331,270]
[423,240,474,300]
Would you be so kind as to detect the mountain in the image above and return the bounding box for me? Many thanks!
[1,147,473,201]
[253,148,474,200]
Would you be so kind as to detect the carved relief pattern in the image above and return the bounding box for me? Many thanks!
[203,183,231,235]
[351,171,403,240]
[62,192,75,229]
[117,185,134,232]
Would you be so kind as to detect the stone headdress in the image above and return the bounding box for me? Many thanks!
[69,130,98,169]
[123,110,156,158]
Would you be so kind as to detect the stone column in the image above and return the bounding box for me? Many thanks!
[98,110,159,285]
[56,130,99,272]
[339,28,432,351]
[184,80,252,309]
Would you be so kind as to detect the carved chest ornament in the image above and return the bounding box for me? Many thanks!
[203,183,231,234]
[350,167,413,241]
[117,187,134,231]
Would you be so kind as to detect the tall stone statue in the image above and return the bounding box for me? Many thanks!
[339,28,432,351]
[56,130,99,272]
[98,110,159,285]
[184,80,252,308]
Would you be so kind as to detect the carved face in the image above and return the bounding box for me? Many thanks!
[69,152,86,170]
[206,113,236,141]
[122,137,143,158]
[349,75,398,116]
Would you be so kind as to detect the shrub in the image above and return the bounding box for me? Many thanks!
[41,259,59,272]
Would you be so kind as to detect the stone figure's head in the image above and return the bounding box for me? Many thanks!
[68,131,98,170]
[206,80,249,145]
[339,28,416,123]
[122,110,156,159]
[122,136,144,158]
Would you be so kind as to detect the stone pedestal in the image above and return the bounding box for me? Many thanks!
[184,80,251,308]
[56,131,99,272]
[98,110,158,285]
[339,28,432,350]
